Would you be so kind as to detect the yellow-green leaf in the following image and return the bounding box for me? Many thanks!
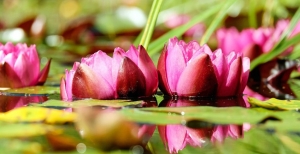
[0,86,60,95]
[31,99,143,108]
[0,107,76,124]
[248,97,300,110]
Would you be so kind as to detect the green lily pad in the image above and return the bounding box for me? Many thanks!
[31,99,143,108]
[120,106,300,125]
[248,97,300,110]
[0,86,60,95]
[0,123,58,138]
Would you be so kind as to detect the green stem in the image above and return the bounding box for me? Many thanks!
[248,0,257,28]
[148,2,224,57]
[139,0,163,50]
[200,0,237,45]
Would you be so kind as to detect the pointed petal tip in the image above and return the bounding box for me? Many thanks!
[116,57,146,98]
[37,58,52,85]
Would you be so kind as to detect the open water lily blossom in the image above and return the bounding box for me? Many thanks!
[0,42,51,88]
[60,45,158,101]
[158,37,250,97]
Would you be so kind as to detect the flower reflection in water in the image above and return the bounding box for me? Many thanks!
[158,97,249,154]
[0,94,47,112]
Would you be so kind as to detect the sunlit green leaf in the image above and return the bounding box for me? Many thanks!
[200,0,237,45]
[0,123,58,138]
[0,86,60,95]
[248,97,300,110]
[147,1,224,57]
[31,99,143,108]
[120,106,300,125]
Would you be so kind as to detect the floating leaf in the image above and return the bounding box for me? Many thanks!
[120,106,300,125]
[0,107,76,124]
[0,138,43,153]
[248,97,300,110]
[0,86,60,96]
[30,99,143,108]
[0,123,58,138]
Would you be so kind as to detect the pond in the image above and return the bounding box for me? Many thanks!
[0,84,299,154]
[1,0,300,154]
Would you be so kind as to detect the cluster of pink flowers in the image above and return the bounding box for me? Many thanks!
[59,37,250,100]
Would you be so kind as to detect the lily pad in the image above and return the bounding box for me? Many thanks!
[120,106,300,125]
[248,97,300,110]
[0,107,76,124]
[31,99,143,108]
[0,123,59,138]
[0,86,60,96]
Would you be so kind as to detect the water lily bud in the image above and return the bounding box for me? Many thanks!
[0,42,51,88]
[158,37,250,98]
[60,45,158,101]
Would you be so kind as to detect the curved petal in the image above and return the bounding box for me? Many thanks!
[0,63,10,87]
[60,77,70,101]
[37,58,51,85]
[116,57,146,98]
[72,64,115,99]
[211,49,227,87]
[166,125,187,153]
[2,63,23,88]
[238,57,250,95]
[157,46,172,95]
[14,53,38,86]
[125,45,138,64]
[27,45,40,82]
[84,51,115,89]
[112,48,126,86]
[177,54,218,97]
[166,40,187,92]
[137,45,158,96]
[218,57,243,96]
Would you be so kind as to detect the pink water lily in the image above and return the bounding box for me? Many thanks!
[0,42,51,88]
[217,20,300,60]
[60,45,158,101]
[158,37,250,97]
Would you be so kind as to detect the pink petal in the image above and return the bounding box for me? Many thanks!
[0,63,11,87]
[27,45,40,82]
[211,49,227,88]
[1,62,23,88]
[177,54,218,97]
[166,40,187,93]
[238,57,250,95]
[166,125,187,153]
[125,45,139,64]
[157,46,172,95]
[14,53,38,86]
[116,57,146,98]
[83,51,114,89]
[37,58,51,85]
[72,64,115,99]
[60,78,70,101]
[217,28,240,55]
[137,45,158,96]
[218,57,243,96]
